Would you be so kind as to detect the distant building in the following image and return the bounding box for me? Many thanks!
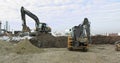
[93,33,108,36]
[118,33,120,36]
[53,31,62,36]
[108,33,118,36]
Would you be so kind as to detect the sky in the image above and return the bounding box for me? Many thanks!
[0,0,120,34]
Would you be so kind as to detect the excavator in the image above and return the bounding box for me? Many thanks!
[68,18,91,51]
[21,6,51,36]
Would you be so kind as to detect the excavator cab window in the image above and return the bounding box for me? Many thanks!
[38,23,47,28]
[42,23,47,27]
[38,23,43,28]
[37,23,47,32]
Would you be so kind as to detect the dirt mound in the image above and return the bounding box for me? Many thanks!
[0,40,13,55]
[30,34,57,48]
[92,36,120,44]
[30,34,67,48]
[13,39,44,54]
[55,36,67,48]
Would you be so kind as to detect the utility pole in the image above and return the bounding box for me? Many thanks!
[0,21,1,34]
[6,21,8,31]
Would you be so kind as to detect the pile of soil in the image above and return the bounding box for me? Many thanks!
[55,36,67,48]
[29,34,67,48]
[92,36,120,44]
[13,39,44,54]
[0,40,13,55]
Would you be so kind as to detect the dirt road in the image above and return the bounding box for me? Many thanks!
[0,44,120,63]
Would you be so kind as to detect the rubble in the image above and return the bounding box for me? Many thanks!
[0,36,32,42]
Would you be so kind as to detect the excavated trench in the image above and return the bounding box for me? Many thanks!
[29,34,120,48]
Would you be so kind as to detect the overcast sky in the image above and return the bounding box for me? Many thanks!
[0,0,120,34]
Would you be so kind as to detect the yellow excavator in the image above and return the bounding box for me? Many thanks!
[68,18,91,51]
[21,6,51,36]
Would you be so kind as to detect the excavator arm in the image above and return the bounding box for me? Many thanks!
[21,6,40,32]
[81,18,91,43]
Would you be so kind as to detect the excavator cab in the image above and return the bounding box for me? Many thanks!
[37,23,51,33]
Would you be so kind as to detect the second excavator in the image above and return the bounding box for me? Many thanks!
[21,6,51,36]
[68,18,91,51]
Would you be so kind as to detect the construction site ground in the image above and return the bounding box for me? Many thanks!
[0,39,120,63]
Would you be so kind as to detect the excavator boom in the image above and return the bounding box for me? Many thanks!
[21,7,40,29]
